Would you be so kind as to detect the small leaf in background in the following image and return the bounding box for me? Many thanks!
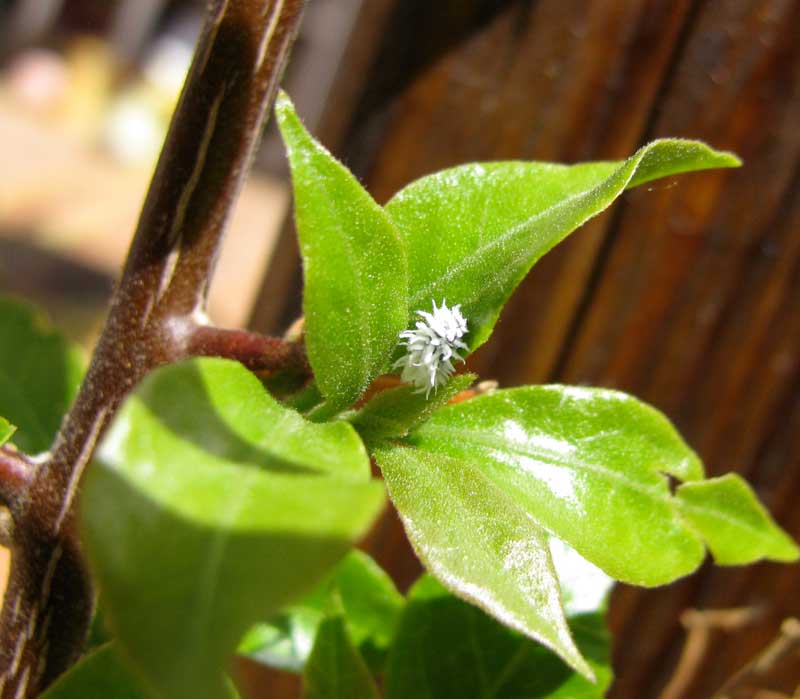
[303,595,381,699]
[401,385,796,585]
[81,359,385,699]
[39,644,149,699]
[385,575,612,699]
[0,416,15,446]
[0,297,85,453]
[240,550,404,674]
[676,474,799,564]
[276,92,408,410]
[348,373,476,444]
[373,445,592,678]
[386,140,740,352]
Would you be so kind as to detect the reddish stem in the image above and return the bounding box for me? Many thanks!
[178,322,310,374]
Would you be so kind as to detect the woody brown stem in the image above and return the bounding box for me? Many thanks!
[0,1,306,696]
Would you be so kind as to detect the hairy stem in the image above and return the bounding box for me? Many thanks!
[175,321,309,374]
[0,1,306,696]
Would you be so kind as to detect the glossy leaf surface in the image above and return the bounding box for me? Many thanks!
[40,645,149,699]
[676,474,799,564]
[240,550,404,674]
[385,575,611,699]
[81,359,385,699]
[276,92,408,409]
[0,297,84,453]
[348,374,475,444]
[404,385,709,585]
[373,445,591,678]
[303,598,381,699]
[386,140,740,351]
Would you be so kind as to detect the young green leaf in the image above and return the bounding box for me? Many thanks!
[676,474,799,564]
[0,297,85,453]
[401,385,707,586]
[81,359,385,699]
[372,445,592,679]
[386,140,740,352]
[240,550,404,674]
[348,373,476,444]
[39,644,150,699]
[385,575,612,699]
[276,92,408,410]
[303,596,381,699]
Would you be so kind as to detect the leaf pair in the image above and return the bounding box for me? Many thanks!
[275,92,741,409]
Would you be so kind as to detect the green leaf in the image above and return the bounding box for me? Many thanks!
[81,358,385,699]
[375,384,797,677]
[276,92,408,409]
[240,550,404,674]
[386,140,740,352]
[0,297,85,453]
[676,474,800,564]
[0,417,15,446]
[348,374,476,444]
[402,385,709,586]
[40,644,150,699]
[385,575,612,699]
[373,444,592,679]
[303,597,381,699]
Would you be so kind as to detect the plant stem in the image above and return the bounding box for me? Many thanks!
[175,322,310,374]
[0,1,306,696]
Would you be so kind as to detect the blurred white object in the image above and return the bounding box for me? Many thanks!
[6,48,68,111]
[101,32,193,166]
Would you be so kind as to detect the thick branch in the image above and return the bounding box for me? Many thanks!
[0,2,307,696]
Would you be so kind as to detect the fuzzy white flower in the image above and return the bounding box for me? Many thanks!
[394,299,468,397]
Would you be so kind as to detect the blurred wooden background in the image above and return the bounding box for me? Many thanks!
[1,0,798,697]
[252,1,800,697]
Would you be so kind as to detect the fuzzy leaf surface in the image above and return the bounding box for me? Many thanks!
[0,297,84,453]
[373,445,592,678]
[386,140,740,351]
[385,575,611,699]
[81,359,385,699]
[276,92,408,409]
